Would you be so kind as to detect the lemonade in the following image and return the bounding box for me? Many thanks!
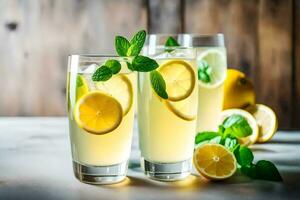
[196,47,227,132]
[179,34,227,132]
[138,45,198,181]
[67,55,136,184]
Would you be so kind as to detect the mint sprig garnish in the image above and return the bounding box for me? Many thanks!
[115,36,131,56]
[105,59,121,74]
[132,55,159,72]
[92,30,168,99]
[92,66,112,81]
[195,114,282,182]
[150,70,168,99]
[165,36,180,47]
[198,60,212,83]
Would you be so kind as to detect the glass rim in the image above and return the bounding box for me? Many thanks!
[179,33,225,47]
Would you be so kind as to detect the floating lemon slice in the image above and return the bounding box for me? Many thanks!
[165,93,197,121]
[193,143,237,180]
[74,91,123,135]
[95,74,133,116]
[245,104,278,143]
[197,49,227,88]
[220,109,259,146]
[158,59,195,102]
[76,75,89,101]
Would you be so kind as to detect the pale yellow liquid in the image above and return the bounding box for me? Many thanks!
[138,59,198,163]
[197,83,224,132]
[196,47,226,132]
[68,71,136,166]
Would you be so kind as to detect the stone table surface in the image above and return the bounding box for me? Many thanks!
[0,117,299,200]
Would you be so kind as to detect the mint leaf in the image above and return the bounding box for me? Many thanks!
[198,60,212,83]
[126,62,134,71]
[105,59,121,74]
[132,55,159,72]
[198,71,211,83]
[165,36,180,47]
[128,30,146,56]
[235,146,254,167]
[241,164,257,179]
[92,66,112,81]
[256,160,282,181]
[150,70,168,99]
[115,36,130,56]
[76,75,83,87]
[195,132,220,144]
[222,114,252,138]
[223,137,239,151]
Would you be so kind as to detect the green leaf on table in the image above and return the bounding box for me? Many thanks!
[165,36,180,47]
[128,30,146,56]
[241,164,257,179]
[132,55,159,72]
[255,160,283,182]
[115,36,131,56]
[195,132,220,145]
[150,70,168,99]
[105,59,121,74]
[92,66,113,81]
[234,146,254,167]
[222,114,253,138]
[198,60,212,83]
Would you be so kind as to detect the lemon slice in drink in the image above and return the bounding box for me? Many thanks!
[158,59,195,102]
[165,93,197,121]
[245,104,278,143]
[76,75,89,100]
[197,49,227,88]
[74,91,123,135]
[95,74,133,116]
[220,109,259,146]
[193,144,237,180]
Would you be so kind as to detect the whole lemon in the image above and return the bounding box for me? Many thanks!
[223,69,255,109]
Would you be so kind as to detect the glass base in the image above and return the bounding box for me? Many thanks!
[140,157,191,181]
[73,161,128,185]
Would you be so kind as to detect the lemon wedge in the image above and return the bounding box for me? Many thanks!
[194,143,237,180]
[95,74,133,116]
[158,59,195,102]
[74,91,123,135]
[220,109,259,146]
[246,104,278,143]
[76,75,89,101]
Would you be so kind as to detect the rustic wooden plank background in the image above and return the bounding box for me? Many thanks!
[0,0,299,129]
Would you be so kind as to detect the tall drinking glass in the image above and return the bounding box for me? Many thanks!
[138,35,198,181]
[180,34,227,132]
[67,55,136,184]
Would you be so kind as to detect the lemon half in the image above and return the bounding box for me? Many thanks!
[246,104,278,143]
[220,109,259,146]
[194,143,237,180]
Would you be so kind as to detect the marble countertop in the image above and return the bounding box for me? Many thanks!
[0,117,299,200]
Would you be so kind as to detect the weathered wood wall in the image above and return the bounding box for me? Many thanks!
[0,0,299,129]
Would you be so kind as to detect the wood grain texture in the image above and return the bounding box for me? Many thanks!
[147,0,183,33]
[257,0,293,128]
[185,0,293,128]
[0,0,146,116]
[293,0,300,128]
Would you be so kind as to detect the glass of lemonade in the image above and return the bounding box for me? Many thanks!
[180,34,227,132]
[138,35,198,181]
[67,55,136,184]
